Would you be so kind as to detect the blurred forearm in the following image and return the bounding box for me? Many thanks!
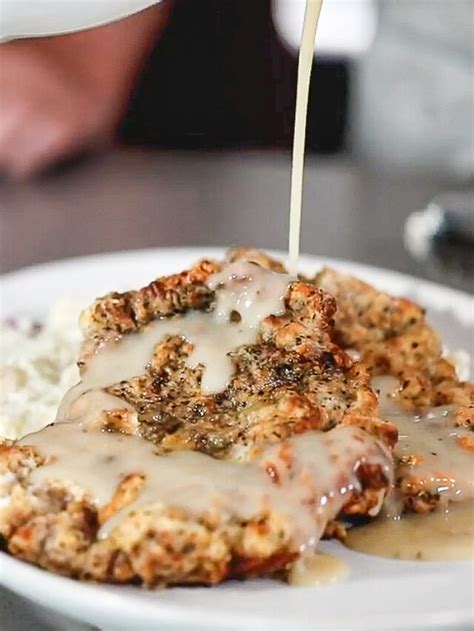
[0,1,171,178]
[31,3,172,127]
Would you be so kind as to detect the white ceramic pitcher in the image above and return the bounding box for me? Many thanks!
[1,0,162,41]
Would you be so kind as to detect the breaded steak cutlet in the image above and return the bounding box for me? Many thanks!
[314,267,474,411]
[0,424,391,586]
[0,250,394,587]
[79,251,396,457]
[314,267,474,513]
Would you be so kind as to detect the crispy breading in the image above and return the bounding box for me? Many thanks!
[81,260,219,339]
[315,267,474,409]
[227,247,288,273]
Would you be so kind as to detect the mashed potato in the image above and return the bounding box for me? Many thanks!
[0,301,82,440]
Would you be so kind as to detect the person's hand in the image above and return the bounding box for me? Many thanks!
[0,3,170,179]
[0,42,114,178]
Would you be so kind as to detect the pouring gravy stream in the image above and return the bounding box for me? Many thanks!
[288,0,324,275]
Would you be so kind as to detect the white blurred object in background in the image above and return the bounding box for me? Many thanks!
[0,0,161,40]
[274,0,473,179]
[353,0,474,179]
[273,0,376,57]
[3,0,472,180]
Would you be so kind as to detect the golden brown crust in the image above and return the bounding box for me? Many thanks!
[80,259,220,342]
[226,247,288,273]
[315,267,474,409]
[455,405,474,428]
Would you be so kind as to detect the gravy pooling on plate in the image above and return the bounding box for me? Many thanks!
[291,0,474,557]
[288,551,350,586]
[374,376,474,505]
[342,377,474,561]
[345,500,474,561]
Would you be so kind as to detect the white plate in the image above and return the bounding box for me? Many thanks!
[1,248,473,631]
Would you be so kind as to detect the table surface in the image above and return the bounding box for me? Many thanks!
[0,149,470,630]
[1,149,464,286]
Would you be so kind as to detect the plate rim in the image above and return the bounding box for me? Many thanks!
[1,245,473,302]
[2,551,473,631]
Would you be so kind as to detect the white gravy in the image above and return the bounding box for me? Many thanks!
[66,390,139,432]
[373,376,474,504]
[288,0,324,274]
[345,501,474,561]
[288,552,350,586]
[58,261,292,419]
[21,424,391,549]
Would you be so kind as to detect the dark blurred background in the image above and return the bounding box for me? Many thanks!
[121,0,347,153]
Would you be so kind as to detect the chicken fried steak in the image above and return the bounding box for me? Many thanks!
[0,254,394,586]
